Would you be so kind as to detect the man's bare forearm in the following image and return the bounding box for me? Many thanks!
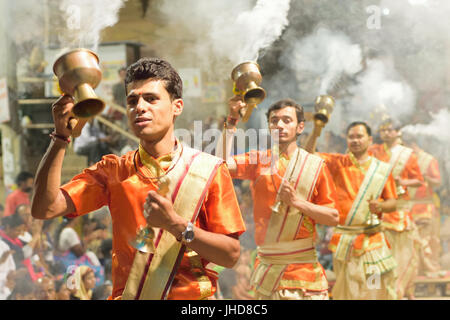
[292,199,339,226]
[31,139,73,220]
[380,198,396,213]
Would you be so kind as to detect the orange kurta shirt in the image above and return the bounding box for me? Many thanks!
[232,149,338,292]
[369,144,424,231]
[410,154,440,221]
[318,153,397,254]
[61,149,245,300]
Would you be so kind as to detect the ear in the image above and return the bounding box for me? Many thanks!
[368,135,373,145]
[172,98,184,118]
[296,121,305,135]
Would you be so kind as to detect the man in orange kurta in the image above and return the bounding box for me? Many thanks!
[305,121,398,300]
[31,57,245,300]
[217,97,340,300]
[406,141,442,276]
[369,119,424,299]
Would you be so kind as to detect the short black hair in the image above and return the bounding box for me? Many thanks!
[16,171,33,185]
[125,57,183,100]
[266,99,305,123]
[346,121,372,136]
[2,213,25,229]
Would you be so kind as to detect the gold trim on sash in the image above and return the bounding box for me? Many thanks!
[335,224,382,235]
[122,147,222,300]
[251,148,324,296]
[250,238,318,296]
[344,157,391,226]
[390,145,413,179]
[334,158,391,262]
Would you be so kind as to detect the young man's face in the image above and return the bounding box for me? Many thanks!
[126,79,183,141]
[379,124,398,144]
[268,106,304,145]
[347,124,373,155]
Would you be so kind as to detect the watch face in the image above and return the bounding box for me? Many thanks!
[184,230,195,243]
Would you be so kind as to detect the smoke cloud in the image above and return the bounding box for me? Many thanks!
[156,0,291,78]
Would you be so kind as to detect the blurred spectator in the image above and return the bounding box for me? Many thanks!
[70,266,96,300]
[83,215,109,259]
[73,118,114,166]
[35,276,56,300]
[54,217,104,285]
[110,67,127,120]
[92,280,113,300]
[4,171,34,217]
[0,237,16,299]
[0,214,26,269]
[7,273,36,300]
[99,238,112,268]
[55,279,71,300]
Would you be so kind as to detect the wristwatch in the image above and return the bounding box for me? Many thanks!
[181,222,195,244]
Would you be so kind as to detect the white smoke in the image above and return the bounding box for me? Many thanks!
[212,0,291,64]
[401,108,450,142]
[58,0,126,51]
[280,27,363,98]
[345,58,416,127]
[157,0,291,78]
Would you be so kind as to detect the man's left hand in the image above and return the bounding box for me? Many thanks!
[144,190,178,231]
[279,180,299,208]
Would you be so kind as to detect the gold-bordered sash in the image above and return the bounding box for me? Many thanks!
[251,148,324,295]
[122,146,222,300]
[250,238,318,296]
[334,157,391,262]
[390,145,413,179]
[264,148,324,244]
[344,157,391,226]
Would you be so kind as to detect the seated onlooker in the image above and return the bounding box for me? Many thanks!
[70,266,96,300]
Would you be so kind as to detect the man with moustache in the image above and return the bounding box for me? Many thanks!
[216,97,340,300]
[31,57,245,300]
[305,120,398,300]
[368,118,424,299]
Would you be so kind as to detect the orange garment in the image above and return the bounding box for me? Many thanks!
[318,153,397,254]
[369,144,424,231]
[61,149,245,300]
[232,149,338,292]
[4,189,30,217]
[410,156,440,221]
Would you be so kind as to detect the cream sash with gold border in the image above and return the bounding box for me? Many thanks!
[122,146,222,300]
[334,157,392,263]
[390,145,413,179]
[250,148,324,296]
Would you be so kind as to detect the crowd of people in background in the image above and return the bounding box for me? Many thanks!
[1,108,450,300]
